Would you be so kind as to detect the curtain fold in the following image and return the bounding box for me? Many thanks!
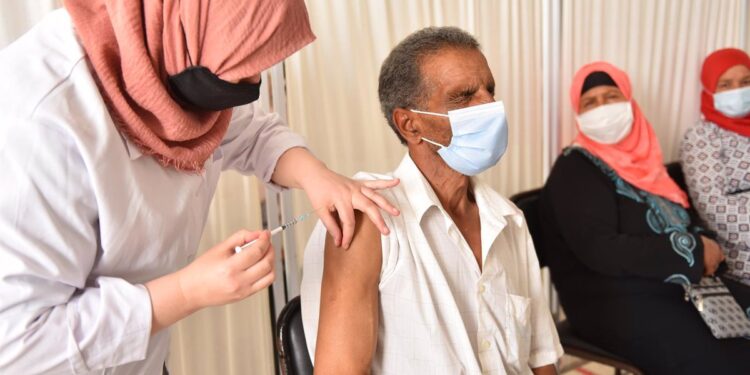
[168,172,274,375]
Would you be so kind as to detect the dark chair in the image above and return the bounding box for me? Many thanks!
[276,296,313,375]
[665,162,686,189]
[510,189,645,375]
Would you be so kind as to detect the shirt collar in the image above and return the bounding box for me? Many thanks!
[392,153,524,228]
[473,180,525,229]
[393,153,442,221]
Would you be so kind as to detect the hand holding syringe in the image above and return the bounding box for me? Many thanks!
[234,208,320,253]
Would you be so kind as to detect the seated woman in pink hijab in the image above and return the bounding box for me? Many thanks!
[539,62,750,375]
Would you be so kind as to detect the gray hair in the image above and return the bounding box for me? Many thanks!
[378,27,480,145]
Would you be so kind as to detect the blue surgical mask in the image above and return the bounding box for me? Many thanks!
[713,86,750,118]
[410,101,509,176]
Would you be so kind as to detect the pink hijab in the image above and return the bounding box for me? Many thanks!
[63,0,315,171]
[570,62,689,207]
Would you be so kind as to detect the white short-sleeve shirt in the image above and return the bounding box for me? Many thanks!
[301,154,563,375]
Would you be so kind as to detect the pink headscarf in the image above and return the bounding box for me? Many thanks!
[570,62,689,207]
[64,0,315,171]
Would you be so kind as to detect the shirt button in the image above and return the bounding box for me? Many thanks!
[481,340,491,350]
[479,284,486,293]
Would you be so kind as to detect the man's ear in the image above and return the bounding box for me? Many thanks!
[393,108,422,145]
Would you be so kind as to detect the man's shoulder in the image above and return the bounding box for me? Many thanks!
[352,170,408,216]
[352,170,397,184]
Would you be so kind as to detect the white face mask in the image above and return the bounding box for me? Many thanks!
[576,101,634,144]
[410,101,509,176]
[713,86,750,118]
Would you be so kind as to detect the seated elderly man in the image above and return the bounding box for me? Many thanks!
[300,27,562,375]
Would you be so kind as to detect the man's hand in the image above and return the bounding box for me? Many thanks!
[701,235,725,276]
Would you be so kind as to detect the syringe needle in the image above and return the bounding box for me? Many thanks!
[233,209,318,254]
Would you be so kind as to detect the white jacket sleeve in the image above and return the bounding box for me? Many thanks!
[0,117,152,373]
[219,101,308,188]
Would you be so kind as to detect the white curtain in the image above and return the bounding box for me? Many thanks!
[0,0,58,49]
[558,0,749,161]
[284,0,548,253]
[168,173,276,375]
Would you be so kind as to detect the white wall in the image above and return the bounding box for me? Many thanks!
[0,0,58,49]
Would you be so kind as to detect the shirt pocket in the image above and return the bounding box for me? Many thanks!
[502,293,532,373]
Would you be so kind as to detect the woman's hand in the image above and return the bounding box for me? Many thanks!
[146,230,275,333]
[301,168,400,249]
[178,230,275,309]
[701,235,725,276]
[271,147,401,249]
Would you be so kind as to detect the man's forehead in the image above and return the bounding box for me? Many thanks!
[419,48,492,88]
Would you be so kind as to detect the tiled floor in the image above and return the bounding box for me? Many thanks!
[560,355,616,375]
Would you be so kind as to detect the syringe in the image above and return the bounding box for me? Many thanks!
[234,210,316,253]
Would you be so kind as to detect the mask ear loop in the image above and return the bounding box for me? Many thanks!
[410,109,449,117]
[410,109,450,148]
[421,137,447,148]
[701,86,715,96]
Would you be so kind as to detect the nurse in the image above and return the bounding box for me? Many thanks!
[0,1,398,373]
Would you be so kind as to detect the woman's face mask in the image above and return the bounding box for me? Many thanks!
[576,101,634,144]
[410,101,509,176]
[713,86,750,118]
[168,66,262,111]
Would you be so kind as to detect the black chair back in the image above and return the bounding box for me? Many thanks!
[276,296,313,375]
[510,188,545,267]
[665,161,686,189]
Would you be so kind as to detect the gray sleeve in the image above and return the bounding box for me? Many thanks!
[219,102,308,189]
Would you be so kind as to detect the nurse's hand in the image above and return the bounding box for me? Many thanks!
[302,169,400,249]
[272,147,401,249]
[146,230,274,334]
[179,230,275,308]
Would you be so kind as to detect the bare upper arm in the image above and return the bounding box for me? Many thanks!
[314,211,382,374]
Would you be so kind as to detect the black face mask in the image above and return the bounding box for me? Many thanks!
[167,66,261,112]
